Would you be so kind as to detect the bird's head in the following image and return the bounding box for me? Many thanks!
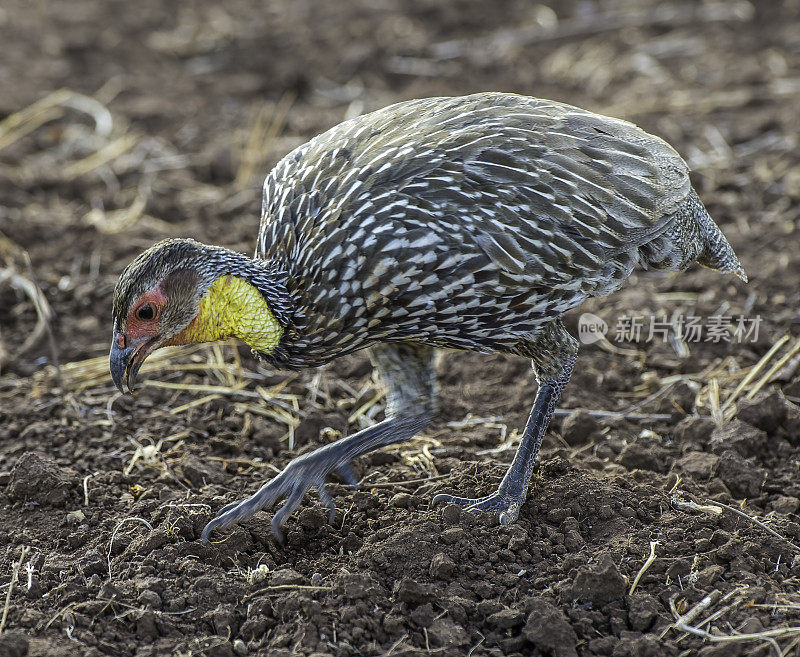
[109,238,285,394]
[110,239,217,393]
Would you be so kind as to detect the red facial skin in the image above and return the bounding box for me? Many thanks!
[120,286,167,359]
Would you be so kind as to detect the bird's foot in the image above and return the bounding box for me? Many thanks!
[201,449,358,544]
[432,488,524,525]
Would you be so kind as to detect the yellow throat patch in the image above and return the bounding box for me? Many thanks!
[178,275,283,353]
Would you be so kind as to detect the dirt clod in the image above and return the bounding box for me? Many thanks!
[561,409,600,446]
[429,552,456,580]
[715,450,767,499]
[709,419,767,458]
[736,392,788,433]
[393,578,437,606]
[7,452,77,507]
[523,598,578,657]
[567,554,627,605]
[0,632,29,657]
[627,593,660,632]
[676,451,719,479]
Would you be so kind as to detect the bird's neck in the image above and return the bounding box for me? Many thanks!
[176,275,284,353]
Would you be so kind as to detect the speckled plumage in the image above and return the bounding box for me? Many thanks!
[257,93,744,369]
[111,92,745,542]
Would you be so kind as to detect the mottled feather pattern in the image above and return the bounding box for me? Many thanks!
[252,93,740,368]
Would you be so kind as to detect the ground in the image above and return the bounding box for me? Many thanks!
[2,1,800,655]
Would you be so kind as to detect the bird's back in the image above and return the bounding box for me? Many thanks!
[256,93,743,366]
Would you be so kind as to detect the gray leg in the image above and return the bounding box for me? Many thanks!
[202,342,437,543]
[433,319,577,524]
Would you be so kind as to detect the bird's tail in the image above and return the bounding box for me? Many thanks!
[690,192,747,282]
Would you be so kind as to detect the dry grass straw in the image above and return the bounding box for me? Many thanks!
[0,89,113,150]
[0,545,29,635]
[60,133,138,179]
[665,585,800,656]
[44,339,308,451]
[0,233,58,378]
[107,517,153,580]
[235,90,296,189]
[628,540,658,595]
[83,194,148,234]
[42,345,207,392]
[0,88,136,185]
[721,334,790,412]
[668,333,800,424]
[663,586,800,655]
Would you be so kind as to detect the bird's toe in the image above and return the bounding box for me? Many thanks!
[433,489,523,524]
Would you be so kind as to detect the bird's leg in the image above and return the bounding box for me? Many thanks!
[433,320,577,525]
[202,343,437,543]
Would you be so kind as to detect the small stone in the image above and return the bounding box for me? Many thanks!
[270,568,304,586]
[439,527,465,545]
[179,455,225,488]
[393,577,436,605]
[738,616,764,634]
[239,617,267,641]
[335,572,376,599]
[427,617,469,647]
[138,589,162,609]
[66,510,85,525]
[694,565,725,587]
[208,606,239,637]
[561,410,599,446]
[627,592,659,632]
[668,381,698,414]
[429,552,456,580]
[612,635,662,657]
[672,416,716,447]
[127,528,171,557]
[410,602,435,627]
[78,549,106,578]
[232,639,247,656]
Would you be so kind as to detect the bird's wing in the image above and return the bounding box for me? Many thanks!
[257,93,691,297]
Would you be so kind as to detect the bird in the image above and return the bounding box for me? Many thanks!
[110,92,746,543]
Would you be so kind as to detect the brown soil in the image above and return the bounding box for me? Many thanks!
[2,1,800,656]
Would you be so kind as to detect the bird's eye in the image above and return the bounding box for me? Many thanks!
[136,304,156,321]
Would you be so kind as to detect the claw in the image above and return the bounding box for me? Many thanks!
[201,476,284,543]
[432,489,524,524]
[336,462,359,488]
[271,488,306,536]
[201,450,348,543]
[270,515,286,545]
[317,483,337,523]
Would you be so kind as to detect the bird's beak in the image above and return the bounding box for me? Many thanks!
[110,334,158,394]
